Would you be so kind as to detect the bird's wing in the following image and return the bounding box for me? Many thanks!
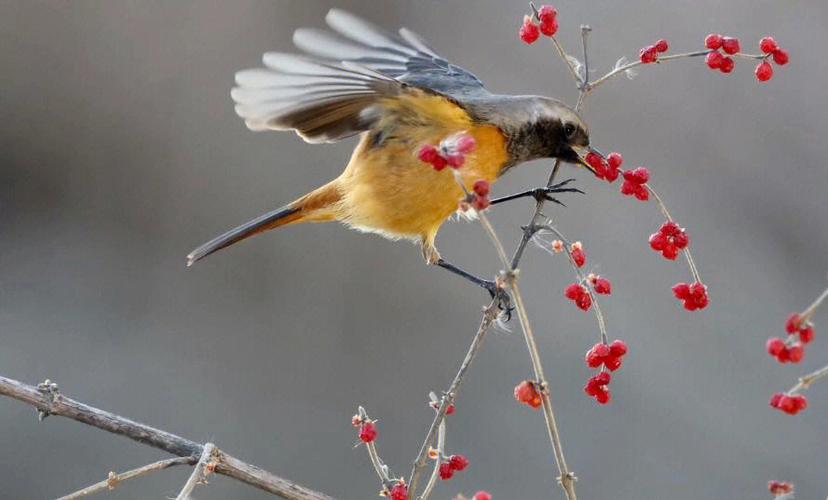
[294,9,487,97]
[232,9,487,143]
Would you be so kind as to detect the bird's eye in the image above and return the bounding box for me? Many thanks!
[564,123,577,138]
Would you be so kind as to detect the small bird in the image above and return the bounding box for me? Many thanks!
[188,9,590,295]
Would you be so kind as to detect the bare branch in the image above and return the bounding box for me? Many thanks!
[0,375,336,500]
[57,456,196,500]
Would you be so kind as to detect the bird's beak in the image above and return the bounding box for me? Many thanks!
[570,146,597,176]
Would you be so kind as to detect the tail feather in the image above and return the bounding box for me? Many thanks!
[187,205,301,266]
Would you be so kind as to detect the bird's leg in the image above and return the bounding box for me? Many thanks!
[489,178,583,207]
[434,258,513,320]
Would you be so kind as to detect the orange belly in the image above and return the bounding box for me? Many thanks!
[334,124,509,246]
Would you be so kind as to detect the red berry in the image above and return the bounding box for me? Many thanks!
[389,482,408,500]
[705,50,724,69]
[768,481,794,495]
[446,153,465,168]
[473,492,493,500]
[705,33,723,50]
[654,39,669,53]
[755,61,773,82]
[624,167,650,184]
[570,245,586,268]
[722,37,740,55]
[639,45,658,64]
[609,339,628,357]
[514,380,542,409]
[537,5,557,23]
[772,48,789,65]
[594,371,611,386]
[576,292,592,311]
[519,17,540,44]
[787,343,804,363]
[594,387,611,405]
[593,277,611,295]
[359,422,377,443]
[649,232,667,251]
[799,325,814,344]
[449,454,469,471]
[455,134,477,154]
[539,17,558,37]
[766,337,786,357]
[472,196,490,211]
[418,144,439,164]
[603,355,622,371]
[565,283,583,300]
[672,282,691,299]
[759,36,778,54]
[473,179,490,197]
[439,462,454,480]
[719,56,735,74]
[769,392,783,408]
[607,152,623,170]
[785,313,801,334]
[792,394,808,411]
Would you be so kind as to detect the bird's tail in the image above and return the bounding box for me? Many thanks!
[186,181,340,266]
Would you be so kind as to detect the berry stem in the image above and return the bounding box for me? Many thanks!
[788,364,828,395]
[800,286,828,323]
[418,419,446,500]
[645,184,703,284]
[529,2,585,86]
[535,227,609,345]
[358,407,393,487]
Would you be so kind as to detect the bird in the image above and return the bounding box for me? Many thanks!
[187,9,591,298]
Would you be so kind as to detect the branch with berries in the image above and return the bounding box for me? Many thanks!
[349,4,795,500]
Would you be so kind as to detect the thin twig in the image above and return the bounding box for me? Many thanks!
[408,301,499,498]
[57,456,196,500]
[175,442,216,500]
[788,364,828,394]
[417,419,446,500]
[0,375,336,500]
[800,286,828,323]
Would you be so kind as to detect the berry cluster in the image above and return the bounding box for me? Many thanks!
[649,221,690,260]
[437,454,470,481]
[769,392,808,415]
[519,5,558,44]
[586,151,623,183]
[417,133,476,171]
[767,480,794,497]
[639,39,669,63]
[672,282,709,311]
[352,414,377,443]
[705,33,789,81]
[584,340,628,404]
[620,167,650,201]
[765,313,814,364]
[514,380,543,409]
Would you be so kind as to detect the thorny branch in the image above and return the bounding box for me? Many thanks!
[0,375,336,500]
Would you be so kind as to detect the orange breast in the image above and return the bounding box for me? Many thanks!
[334,122,509,245]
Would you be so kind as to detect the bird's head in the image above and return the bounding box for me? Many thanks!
[498,96,591,169]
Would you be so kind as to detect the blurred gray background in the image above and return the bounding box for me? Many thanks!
[1,1,826,499]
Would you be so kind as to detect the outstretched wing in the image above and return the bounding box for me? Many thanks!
[232,9,488,143]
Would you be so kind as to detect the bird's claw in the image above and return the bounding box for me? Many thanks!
[482,280,514,321]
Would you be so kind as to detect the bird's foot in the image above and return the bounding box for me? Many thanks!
[489,178,584,207]
[481,277,514,322]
